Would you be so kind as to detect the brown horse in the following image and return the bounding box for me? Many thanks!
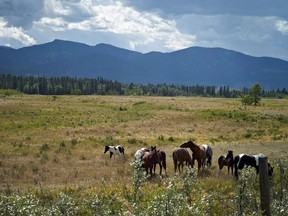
[180,141,206,172]
[142,146,160,176]
[153,150,167,176]
[218,150,234,176]
[172,148,193,174]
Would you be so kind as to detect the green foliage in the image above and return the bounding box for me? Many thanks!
[241,83,262,106]
[2,161,288,215]
[241,94,254,106]
[0,89,21,97]
[2,74,286,98]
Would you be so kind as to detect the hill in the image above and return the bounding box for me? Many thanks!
[1,39,288,89]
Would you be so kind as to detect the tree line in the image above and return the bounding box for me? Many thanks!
[0,74,287,98]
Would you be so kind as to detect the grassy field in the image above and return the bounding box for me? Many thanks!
[0,94,287,193]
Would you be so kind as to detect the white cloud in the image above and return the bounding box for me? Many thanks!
[0,17,36,46]
[275,20,288,34]
[35,17,67,31]
[33,1,196,51]
[44,0,71,16]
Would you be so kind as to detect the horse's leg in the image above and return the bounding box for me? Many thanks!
[173,159,177,174]
[191,158,195,168]
[110,152,113,159]
[159,163,162,176]
[177,162,181,174]
[150,166,153,176]
[208,156,212,168]
[162,156,167,175]
[234,163,238,180]
[197,159,201,173]
[218,162,222,177]
[180,162,184,174]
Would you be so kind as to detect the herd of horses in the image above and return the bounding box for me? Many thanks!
[104,141,274,179]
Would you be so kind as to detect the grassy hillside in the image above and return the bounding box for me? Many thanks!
[0,94,288,214]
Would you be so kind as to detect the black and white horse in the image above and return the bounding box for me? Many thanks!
[202,144,213,168]
[104,145,125,159]
[234,153,273,179]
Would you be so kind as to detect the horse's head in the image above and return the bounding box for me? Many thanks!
[150,146,160,163]
[226,150,233,159]
[104,146,109,154]
[180,140,194,148]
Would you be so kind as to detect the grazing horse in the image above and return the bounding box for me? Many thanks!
[153,149,167,176]
[218,150,234,175]
[172,148,193,174]
[134,148,150,161]
[180,141,206,172]
[104,145,125,159]
[202,144,213,167]
[234,153,274,179]
[142,146,160,176]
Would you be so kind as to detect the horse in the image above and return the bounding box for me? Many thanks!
[142,146,161,176]
[134,148,150,161]
[202,144,213,167]
[218,150,234,176]
[172,148,193,174]
[180,141,207,172]
[104,145,125,159]
[153,149,167,176]
[234,153,274,179]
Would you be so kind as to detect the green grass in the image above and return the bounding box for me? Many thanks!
[0,94,288,214]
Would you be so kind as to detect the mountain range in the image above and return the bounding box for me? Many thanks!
[1,39,288,89]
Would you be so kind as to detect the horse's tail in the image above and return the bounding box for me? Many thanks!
[207,146,213,167]
[172,151,177,173]
[120,146,125,154]
[218,155,225,170]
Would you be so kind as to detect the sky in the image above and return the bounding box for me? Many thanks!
[0,0,288,60]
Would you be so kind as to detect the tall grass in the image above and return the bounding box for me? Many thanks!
[1,161,288,215]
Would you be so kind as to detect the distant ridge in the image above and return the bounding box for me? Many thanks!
[0,39,288,89]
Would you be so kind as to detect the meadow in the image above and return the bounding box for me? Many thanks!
[0,93,288,215]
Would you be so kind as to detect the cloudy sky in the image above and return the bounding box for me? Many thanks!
[1,0,288,60]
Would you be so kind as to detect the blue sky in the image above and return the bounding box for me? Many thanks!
[0,0,288,60]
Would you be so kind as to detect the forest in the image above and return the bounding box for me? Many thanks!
[1,74,287,98]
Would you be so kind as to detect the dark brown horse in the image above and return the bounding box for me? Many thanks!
[218,150,234,176]
[153,149,167,176]
[142,146,160,176]
[180,141,206,172]
[172,148,193,174]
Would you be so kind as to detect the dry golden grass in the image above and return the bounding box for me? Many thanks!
[0,95,288,192]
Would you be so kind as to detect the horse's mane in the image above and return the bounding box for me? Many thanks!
[184,141,201,152]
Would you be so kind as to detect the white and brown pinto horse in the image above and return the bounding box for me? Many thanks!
[234,153,274,179]
[104,145,125,158]
[134,148,150,161]
[202,144,213,168]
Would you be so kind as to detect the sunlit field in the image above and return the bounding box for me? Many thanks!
[0,94,288,214]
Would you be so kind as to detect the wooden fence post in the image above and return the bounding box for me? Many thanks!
[259,156,271,216]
